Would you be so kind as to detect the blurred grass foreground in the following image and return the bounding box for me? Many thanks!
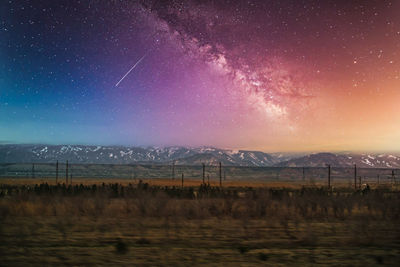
[1,180,399,266]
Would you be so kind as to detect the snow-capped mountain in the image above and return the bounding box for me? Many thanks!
[275,152,400,168]
[0,144,279,166]
[1,145,399,168]
[174,149,278,166]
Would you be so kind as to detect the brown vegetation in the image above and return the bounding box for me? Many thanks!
[0,180,399,265]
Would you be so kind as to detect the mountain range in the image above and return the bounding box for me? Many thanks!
[0,144,400,168]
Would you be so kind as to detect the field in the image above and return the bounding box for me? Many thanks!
[1,178,400,266]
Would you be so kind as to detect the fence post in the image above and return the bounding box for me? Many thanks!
[219,162,222,187]
[172,161,175,180]
[354,164,357,190]
[328,164,331,189]
[70,164,72,185]
[202,163,205,184]
[377,174,380,185]
[181,173,184,188]
[32,163,35,179]
[302,167,305,181]
[56,160,58,184]
[66,160,69,185]
[392,170,395,184]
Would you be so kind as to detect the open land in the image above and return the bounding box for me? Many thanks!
[1,177,399,266]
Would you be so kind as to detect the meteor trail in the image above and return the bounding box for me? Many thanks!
[115,54,146,87]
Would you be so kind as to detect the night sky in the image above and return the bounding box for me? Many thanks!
[1,0,399,152]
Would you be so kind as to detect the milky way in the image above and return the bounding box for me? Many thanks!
[1,0,399,151]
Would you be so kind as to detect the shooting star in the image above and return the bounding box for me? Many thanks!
[115,54,146,87]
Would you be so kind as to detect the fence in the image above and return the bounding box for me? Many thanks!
[0,162,398,187]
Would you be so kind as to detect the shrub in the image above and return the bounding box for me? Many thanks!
[115,239,128,254]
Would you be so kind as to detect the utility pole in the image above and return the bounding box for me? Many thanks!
[302,167,305,181]
[219,162,222,187]
[377,174,380,185]
[202,163,205,184]
[66,160,69,185]
[181,173,184,188]
[354,164,357,190]
[56,160,59,184]
[32,163,35,179]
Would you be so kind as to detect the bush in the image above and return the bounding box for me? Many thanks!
[115,239,128,254]
[136,237,151,245]
[258,252,269,261]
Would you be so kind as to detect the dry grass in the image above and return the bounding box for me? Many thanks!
[0,177,352,188]
[1,217,399,266]
[1,180,399,265]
